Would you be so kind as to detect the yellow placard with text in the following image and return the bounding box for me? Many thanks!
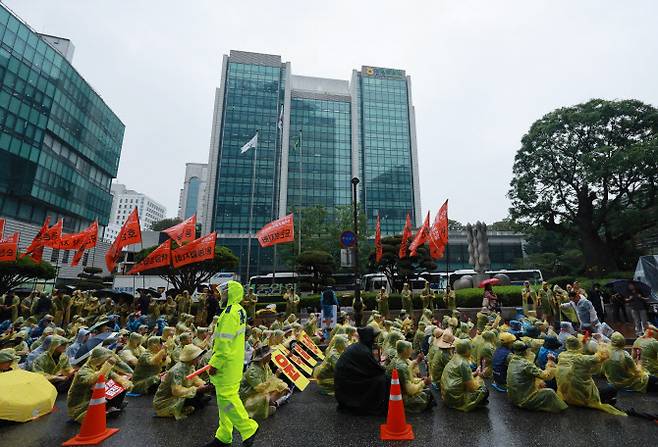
[288,352,313,375]
[272,348,309,391]
[293,343,318,366]
[301,332,325,359]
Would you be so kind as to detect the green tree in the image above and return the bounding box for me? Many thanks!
[448,219,464,231]
[134,244,238,292]
[73,267,108,290]
[150,217,182,231]
[296,250,336,293]
[0,257,56,295]
[368,235,437,290]
[509,99,658,275]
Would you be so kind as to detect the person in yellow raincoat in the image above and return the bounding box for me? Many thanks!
[67,347,133,422]
[119,332,146,368]
[382,330,405,365]
[554,285,577,323]
[442,285,456,313]
[154,344,212,420]
[521,282,536,315]
[0,347,19,372]
[239,345,290,420]
[132,336,170,394]
[164,295,178,323]
[440,338,488,411]
[241,287,258,320]
[376,287,389,319]
[420,281,432,310]
[196,288,209,326]
[506,341,567,412]
[475,330,496,379]
[386,340,432,413]
[32,335,75,390]
[603,332,658,393]
[314,335,348,395]
[401,283,413,316]
[201,280,259,447]
[637,326,658,375]
[283,287,300,317]
[430,331,454,388]
[557,336,625,416]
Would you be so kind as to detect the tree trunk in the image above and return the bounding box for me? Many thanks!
[579,225,618,276]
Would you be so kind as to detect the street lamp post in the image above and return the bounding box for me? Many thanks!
[351,177,360,302]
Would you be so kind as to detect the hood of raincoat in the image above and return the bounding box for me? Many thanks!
[565,336,582,351]
[225,280,244,306]
[127,332,143,349]
[357,326,377,350]
[333,335,349,351]
[87,347,114,368]
[455,338,471,355]
[48,335,69,354]
[610,332,625,348]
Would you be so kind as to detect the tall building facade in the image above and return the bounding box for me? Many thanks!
[203,50,421,279]
[0,5,125,234]
[177,162,207,222]
[104,183,166,242]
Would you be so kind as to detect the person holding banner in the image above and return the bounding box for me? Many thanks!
[239,346,290,419]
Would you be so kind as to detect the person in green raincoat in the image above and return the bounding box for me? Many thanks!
[283,287,300,317]
[382,330,405,365]
[553,285,577,323]
[420,281,432,310]
[638,327,658,375]
[386,340,431,413]
[537,282,556,323]
[241,287,258,320]
[314,335,348,395]
[442,285,456,313]
[67,347,132,422]
[475,330,496,379]
[412,321,427,352]
[119,332,146,368]
[239,345,290,420]
[172,332,193,363]
[420,308,433,326]
[557,336,625,416]
[154,344,212,419]
[32,335,75,390]
[602,332,655,393]
[440,338,488,411]
[431,331,454,388]
[521,282,536,315]
[376,287,389,319]
[132,336,170,394]
[401,283,414,316]
[506,341,567,412]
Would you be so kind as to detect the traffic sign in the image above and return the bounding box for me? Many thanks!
[340,230,356,248]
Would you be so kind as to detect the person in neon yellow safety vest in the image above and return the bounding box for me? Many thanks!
[200,281,259,447]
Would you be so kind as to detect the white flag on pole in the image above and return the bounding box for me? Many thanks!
[240,133,258,154]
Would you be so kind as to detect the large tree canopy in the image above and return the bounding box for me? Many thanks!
[509,99,658,274]
[0,257,56,294]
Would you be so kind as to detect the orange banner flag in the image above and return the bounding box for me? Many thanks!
[128,240,171,274]
[171,232,216,268]
[105,208,142,272]
[429,200,449,260]
[0,232,19,262]
[23,217,50,262]
[164,215,196,245]
[58,232,87,251]
[408,212,430,257]
[42,218,63,248]
[375,213,383,263]
[398,213,412,259]
[256,214,294,248]
[71,221,98,266]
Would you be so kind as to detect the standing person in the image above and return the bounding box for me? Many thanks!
[0,290,19,322]
[284,286,300,317]
[611,292,629,324]
[206,289,220,325]
[561,291,599,332]
[321,286,338,326]
[200,281,259,447]
[352,294,364,328]
[242,287,258,321]
[401,283,413,316]
[420,281,432,311]
[537,282,555,324]
[588,283,606,323]
[442,285,456,313]
[482,284,499,313]
[376,287,389,319]
[521,282,536,315]
[626,283,650,337]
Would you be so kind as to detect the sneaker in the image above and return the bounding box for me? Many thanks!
[198,438,231,447]
[242,427,259,447]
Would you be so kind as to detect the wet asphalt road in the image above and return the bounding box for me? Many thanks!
[1,382,656,447]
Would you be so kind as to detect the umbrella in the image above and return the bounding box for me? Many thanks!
[0,370,56,422]
[137,288,159,296]
[479,278,501,288]
[95,288,117,297]
[604,279,651,297]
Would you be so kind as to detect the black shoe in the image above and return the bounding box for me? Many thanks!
[242,428,259,447]
[199,438,231,447]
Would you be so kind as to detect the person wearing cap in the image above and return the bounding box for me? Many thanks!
[440,338,488,411]
[0,347,19,372]
[32,334,75,390]
[201,280,259,447]
[506,340,567,412]
[241,287,258,321]
[132,336,170,394]
[431,331,454,388]
[154,344,212,420]
[67,347,132,422]
[556,336,625,416]
[492,332,516,392]
[400,283,413,316]
[376,287,390,319]
[603,332,658,393]
[386,340,432,413]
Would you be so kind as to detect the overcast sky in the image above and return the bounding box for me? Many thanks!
[5,0,658,225]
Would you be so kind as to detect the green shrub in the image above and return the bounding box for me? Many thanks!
[455,286,522,308]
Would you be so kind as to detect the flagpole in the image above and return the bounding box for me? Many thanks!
[298,129,303,256]
[246,130,259,284]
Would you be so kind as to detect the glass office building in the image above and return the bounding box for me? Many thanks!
[0,5,124,233]
[204,51,420,279]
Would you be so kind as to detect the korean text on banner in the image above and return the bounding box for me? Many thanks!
[271,348,309,391]
[256,214,294,248]
[171,232,216,268]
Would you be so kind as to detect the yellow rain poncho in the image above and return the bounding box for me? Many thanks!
[475,331,496,379]
[385,340,430,413]
[153,345,206,420]
[32,335,73,381]
[118,332,146,368]
[440,339,488,412]
[132,336,168,394]
[506,342,567,412]
[639,337,658,375]
[401,284,413,315]
[239,358,288,419]
[602,332,649,393]
[314,335,348,396]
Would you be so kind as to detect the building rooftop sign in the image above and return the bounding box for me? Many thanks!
[362,66,406,80]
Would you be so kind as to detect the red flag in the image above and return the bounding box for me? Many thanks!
[429,200,449,260]
[71,221,98,266]
[0,232,19,262]
[256,214,294,248]
[128,240,171,274]
[41,218,63,248]
[105,208,142,272]
[164,215,196,245]
[23,217,50,262]
[58,232,87,251]
[398,213,412,259]
[408,212,430,257]
[0,218,4,239]
[171,232,216,268]
[375,213,383,263]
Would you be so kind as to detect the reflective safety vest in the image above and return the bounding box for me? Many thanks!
[209,281,247,386]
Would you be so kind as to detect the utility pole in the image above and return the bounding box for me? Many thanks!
[351,177,360,302]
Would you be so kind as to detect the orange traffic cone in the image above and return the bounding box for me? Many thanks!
[380,368,414,441]
[62,374,119,446]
